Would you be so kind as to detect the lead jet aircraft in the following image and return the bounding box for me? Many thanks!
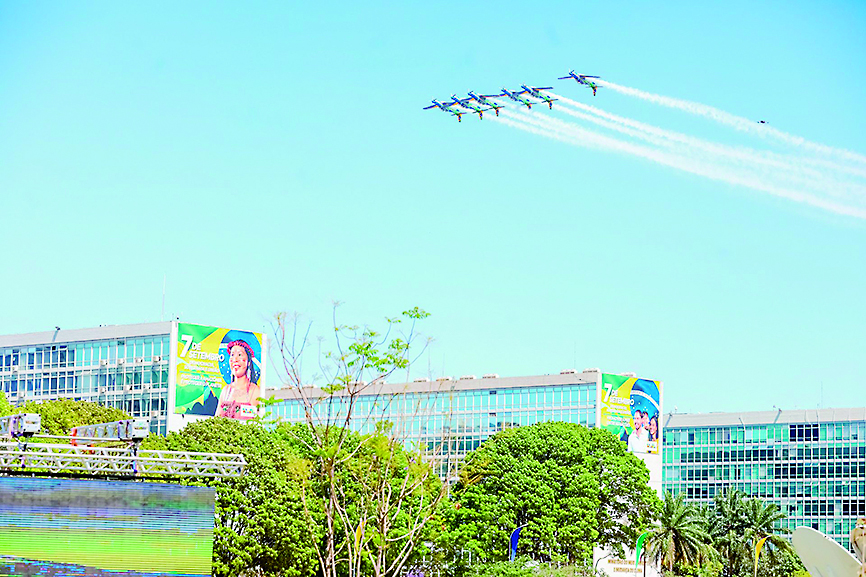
[423,99,466,122]
[520,84,557,109]
[466,92,506,116]
[449,94,492,119]
[498,87,535,109]
[558,71,601,96]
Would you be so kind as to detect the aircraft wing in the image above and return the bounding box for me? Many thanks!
[582,75,600,79]
[422,104,437,110]
[557,76,572,80]
[535,86,554,91]
[483,93,504,98]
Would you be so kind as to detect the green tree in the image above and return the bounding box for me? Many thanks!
[0,391,14,416]
[144,418,319,577]
[443,422,659,568]
[742,498,793,573]
[272,305,446,577]
[19,398,129,434]
[645,492,716,573]
[703,490,793,577]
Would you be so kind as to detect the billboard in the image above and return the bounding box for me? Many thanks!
[173,323,266,420]
[0,477,214,577]
[598,373,662,455]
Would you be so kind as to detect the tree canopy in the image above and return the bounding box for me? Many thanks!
[144,418,320,577]
[442,422,660,567]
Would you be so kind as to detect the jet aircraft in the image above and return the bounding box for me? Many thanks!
[466,92,506,116]
[757,120,768,124]
[498,87,535,109]
[558,71,601,96]
[423,99,466,122]
[449,94,492,119]
[520,85,557,109]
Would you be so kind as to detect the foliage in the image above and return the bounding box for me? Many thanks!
[645,492,716,572]
[272,305,444,577]
[19,398,129,435]
[143,418,319,577]
[755,547,805,577]
[442,422,660,567]
[704,490,793,577]
[465,561,603,577]
[673,560,723,577]
[465,560,533,577]
[0,391,14,417]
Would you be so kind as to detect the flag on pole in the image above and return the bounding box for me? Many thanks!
[754,536,769,577]
[510,526,525,562]
[635,531,650,568]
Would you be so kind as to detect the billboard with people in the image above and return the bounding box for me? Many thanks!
[173,322,266,421]
[597,373,662,455]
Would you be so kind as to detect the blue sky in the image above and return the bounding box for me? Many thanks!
[1,1,864,413]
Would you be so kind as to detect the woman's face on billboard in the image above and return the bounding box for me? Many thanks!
[229,345,249,379]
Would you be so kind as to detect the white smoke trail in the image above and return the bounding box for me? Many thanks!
[550,93,866,201]
[595,79,866,167]
[491,108,866,219]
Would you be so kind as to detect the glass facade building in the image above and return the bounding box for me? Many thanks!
[272,371,618,479]
[0,323,174,435]
[663,408,866,548]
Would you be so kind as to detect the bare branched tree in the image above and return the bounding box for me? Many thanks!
[269,305,453,577]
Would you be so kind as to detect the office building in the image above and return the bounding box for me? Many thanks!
[0,321,267,435]
[271,370,662,487]
[663,408,866,548]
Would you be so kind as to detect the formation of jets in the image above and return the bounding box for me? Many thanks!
[426,72,771,125]
[424,71,600,122]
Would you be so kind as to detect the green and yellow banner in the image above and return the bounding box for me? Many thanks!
[174,323,264,420]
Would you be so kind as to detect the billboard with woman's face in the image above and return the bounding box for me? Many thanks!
[173,323,266,420]
[597,373,662,455]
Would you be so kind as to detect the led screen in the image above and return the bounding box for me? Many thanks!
[0,477,215,577]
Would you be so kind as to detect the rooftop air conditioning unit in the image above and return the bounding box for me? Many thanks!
[413,377,430,383]
[152,355,161,363]
[582,367,600,373]
[99,359,108,367]
[436,376,453,381]
[482,373,500,379]
[135,357,144,363]
[560,369,577,375]
[459,375,477,380]
[117,358,125,365]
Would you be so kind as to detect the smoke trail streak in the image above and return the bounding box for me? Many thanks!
[550,93,866,200]
[491,109,866,219]
[595,80,866,167]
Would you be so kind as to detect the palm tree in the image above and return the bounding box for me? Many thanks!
[710,489,750,577]
[741,497,792,571]
[645,492,717,573]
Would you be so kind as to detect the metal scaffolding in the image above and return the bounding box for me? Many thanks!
[0,441,247,478]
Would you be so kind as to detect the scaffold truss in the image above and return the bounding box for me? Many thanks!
[0,442,246,478]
